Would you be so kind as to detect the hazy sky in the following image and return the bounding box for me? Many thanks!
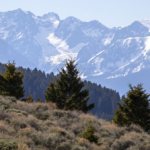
[0,0,150,28]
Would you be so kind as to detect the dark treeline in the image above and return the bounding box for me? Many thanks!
[0,63,55,100]
[84,81,121,119]
[0,62,121,120]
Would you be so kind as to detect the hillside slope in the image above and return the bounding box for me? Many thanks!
[0,63,121,120]
[0,96,150,150]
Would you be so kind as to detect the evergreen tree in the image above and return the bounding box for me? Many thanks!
[26,94,34,103]
[112,84,150,131]
[45,59,94,113]
[79,124,99,144]
[0,62,24,99]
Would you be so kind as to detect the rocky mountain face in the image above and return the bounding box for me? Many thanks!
[1,9,150,95]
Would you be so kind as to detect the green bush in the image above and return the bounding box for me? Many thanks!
[35,112,49,120]
[29,119,41,131]
[79,125,99,144]
[9,119,27,129]
[26,94,34,103]
[57,142,71,150]
[72,145,84,150]
[20,123,27,129]
[31,134,43,145]
[36,98,43,103]
[0,139,18,150]
[4,118,11,124]
[6,109,28,117]
[0,126,7,133]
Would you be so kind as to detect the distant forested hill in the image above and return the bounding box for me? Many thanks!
[0,62,120,120]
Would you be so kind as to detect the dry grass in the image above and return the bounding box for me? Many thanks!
[0,95,150,150]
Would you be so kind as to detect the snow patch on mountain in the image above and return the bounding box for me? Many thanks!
[47,33,69,53]
[83,29,102,37]
[140,19,150,30]
[49,53,78,65]
[0,30,9,40]
[107,68,130,79]
[132,62,144,73]
[144,36,150,55]
[103,34,114,45]
[73,43,89,53]
[53,21,59,28]
[93,71,104,76]
[88,50,105,63]
[80,73,87,79]
[16,32,23,40]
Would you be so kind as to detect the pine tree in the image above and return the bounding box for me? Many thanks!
[45,59,94,113]
[0,62,24,99]
[26,94,34,103]
[79,124,99,144]
[112,84,150,131]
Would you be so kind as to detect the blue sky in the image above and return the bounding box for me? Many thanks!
[1,0,150,28]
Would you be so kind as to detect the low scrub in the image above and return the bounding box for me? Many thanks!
[0,95,150,150]
[0,139,18,150]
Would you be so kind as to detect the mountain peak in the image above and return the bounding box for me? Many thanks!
[41,12,60,21]
[130,21,147,28]
[64,16,82,24]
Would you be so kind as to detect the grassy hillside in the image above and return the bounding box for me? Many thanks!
[0,96,150,150]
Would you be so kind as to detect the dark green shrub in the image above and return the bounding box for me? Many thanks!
[29,119,41,131]
[79,125,99,144]
[0,126,7,133]
[10,120,27,129]
[36,99,43,103]
[0,139,18,150]
[29,119,48,131]
[26,94,34,103]
[20,123,27,129]
[58,130,67,136]
[53,110,65,118]
[57,142,71,150]
[4,118,11,124]
[31,134,43,145]
[35,112,49,120]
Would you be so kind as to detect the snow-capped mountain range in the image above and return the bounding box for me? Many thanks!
[1,9,150,95]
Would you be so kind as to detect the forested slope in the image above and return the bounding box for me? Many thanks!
[0,62,121,120]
